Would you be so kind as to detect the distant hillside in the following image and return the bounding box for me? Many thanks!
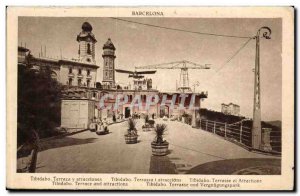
[200,108,281,131]
[200,108,245,124]
[200,109,281,153]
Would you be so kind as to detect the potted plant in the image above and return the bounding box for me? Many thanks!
[142,115,155,132]
[124,118,138,144]
[151,124,169,156]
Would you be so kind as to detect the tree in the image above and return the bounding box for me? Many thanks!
[17,65,62,146]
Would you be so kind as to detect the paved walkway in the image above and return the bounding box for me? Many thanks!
[35,119,279,174]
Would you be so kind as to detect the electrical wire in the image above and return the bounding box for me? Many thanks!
[199,37,254,87]
[110,17,252,39]
[215,37,254,73]
[110,17,255,88]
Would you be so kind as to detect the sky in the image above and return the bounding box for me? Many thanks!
[18,17,282,121]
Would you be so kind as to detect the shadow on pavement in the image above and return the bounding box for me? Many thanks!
[187,158,281,175]
[149,155,177,174]
[39,137,98,152]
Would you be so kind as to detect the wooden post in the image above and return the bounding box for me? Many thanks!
[28,130,40,173]
[199,118,201,129]
[206,120,208,131]
[213,122,216,134]
[224,123,227,138]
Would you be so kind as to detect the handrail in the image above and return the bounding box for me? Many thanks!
[197,118,281,154]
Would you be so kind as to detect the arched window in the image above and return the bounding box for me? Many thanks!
[87,43,91,55]
[87,79,90,88]
[68,78,73,86]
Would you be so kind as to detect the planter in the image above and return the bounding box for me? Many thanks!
[151,141,169,156]
[124,134,138,144]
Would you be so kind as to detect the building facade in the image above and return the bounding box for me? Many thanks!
[221,103,240,116]
[18,22,99,88]
[102,38,116,89]
[18,21,208,129]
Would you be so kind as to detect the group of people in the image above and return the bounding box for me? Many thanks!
[132,112,156,120]
[90,117,108,133]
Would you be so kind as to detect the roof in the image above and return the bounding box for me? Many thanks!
[31,56,99,69]
[103,38,116,50]
[77,32,97,43]
[160,91,208,98]
[82,22,93,32]
[77,22,97,42]
[59,59,99,69]
[222,103,240,107]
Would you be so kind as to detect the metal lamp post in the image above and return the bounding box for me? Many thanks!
[252,26,271,150]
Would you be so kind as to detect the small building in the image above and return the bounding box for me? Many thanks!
[133,78,152,90]
[221,103,240,116]
[61,98,95,129]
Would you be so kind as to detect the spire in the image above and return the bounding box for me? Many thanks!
[81,22,93,32]
[77,22,97,43]
[103,38,116,50]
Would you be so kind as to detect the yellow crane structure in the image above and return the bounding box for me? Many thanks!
[135,60,210,93]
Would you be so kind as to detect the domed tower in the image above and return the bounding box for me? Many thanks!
[77,22,97,64]
[102,38,116,87]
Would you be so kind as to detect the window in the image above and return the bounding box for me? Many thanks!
[78,69,82,75]
[68,78,73,86]
[87,79,90,87]
[78,79,82,86]
[106,62,108,67]
[87,43,91,55]
[87,70,90,76]
[69,67,72,74]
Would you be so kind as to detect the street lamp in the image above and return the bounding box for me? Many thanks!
[252,26,272,150]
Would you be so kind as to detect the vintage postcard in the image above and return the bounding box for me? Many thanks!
[6,7,294,190]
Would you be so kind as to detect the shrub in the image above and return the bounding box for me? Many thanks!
[126,118,137,136]
[154,124,167,144]
[18,65,62,146]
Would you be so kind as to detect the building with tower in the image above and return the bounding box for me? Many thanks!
[77,22,97,64]
[19,22,99,88]
[18,21,208,129]
[102,38,116,89]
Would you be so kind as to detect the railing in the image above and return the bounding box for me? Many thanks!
[269,129,282,153]
[196,119,281,154]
